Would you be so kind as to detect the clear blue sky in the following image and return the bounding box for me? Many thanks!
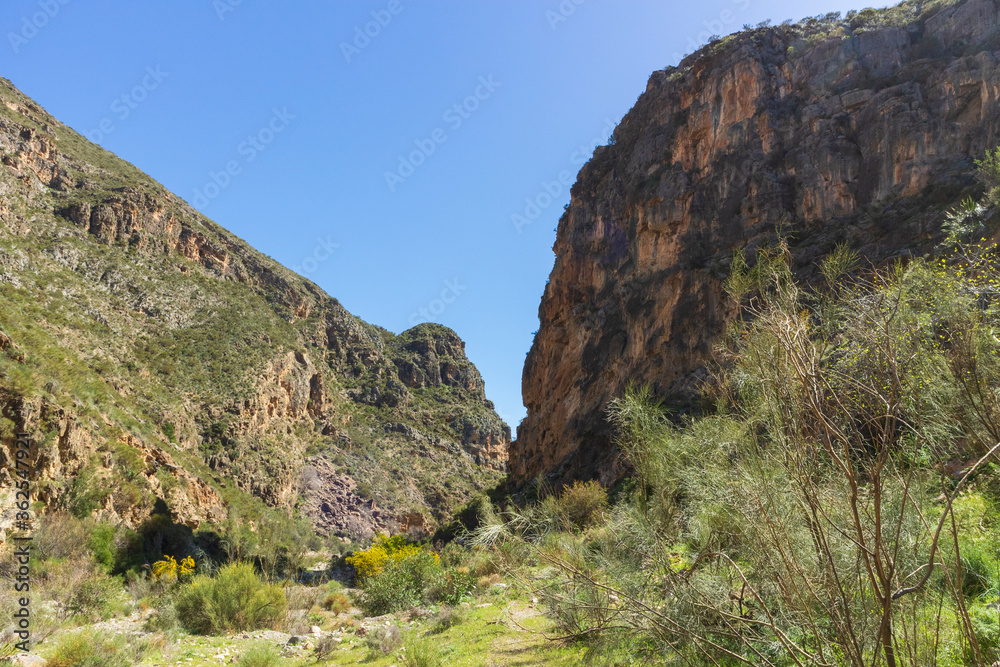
[2,0,874,429]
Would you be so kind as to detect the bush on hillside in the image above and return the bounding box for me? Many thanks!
[174,562,286,634]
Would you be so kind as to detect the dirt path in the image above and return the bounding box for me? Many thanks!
[487,603,561,666]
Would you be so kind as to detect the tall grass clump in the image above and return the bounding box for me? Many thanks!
[235,643,281,667]
[47,631,154,667]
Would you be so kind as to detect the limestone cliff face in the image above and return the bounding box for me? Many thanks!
[512,0,1000,484]
[0,77,508,541]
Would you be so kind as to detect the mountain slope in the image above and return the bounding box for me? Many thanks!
[512,0,1000,485]
[0,77,509,540]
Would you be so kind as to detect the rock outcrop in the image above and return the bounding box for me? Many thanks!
[512,0,1000,484]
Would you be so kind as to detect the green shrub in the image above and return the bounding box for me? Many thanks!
[174,562,287,634]
[359,550,442,615]
[554,480,608,531]
[976,146,1000,202]
[0,416,15,439]
[86,522,116,572]
[161,421,176,442]
[236,643,281,667]
[433,493,493,542]
[65,466,111,519]
[403,636,443,667]
[66,574,124,621]
[428,567,477,606]
[47,630,151,667]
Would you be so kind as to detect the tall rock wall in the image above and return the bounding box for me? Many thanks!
[512,0,1000,484]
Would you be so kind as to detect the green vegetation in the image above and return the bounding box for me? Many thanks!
[175,562,287,634]
[476,238,1000,663]
[347,535,477,615]
[976,146,1000,203]
[9,45,1000,667]
[47,630,157,667]
[235,643,282,667]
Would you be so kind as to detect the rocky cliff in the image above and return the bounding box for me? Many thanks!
[512,0,1000,484]
[0,77,509,542]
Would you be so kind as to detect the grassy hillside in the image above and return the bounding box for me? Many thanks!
[0,74,508,555]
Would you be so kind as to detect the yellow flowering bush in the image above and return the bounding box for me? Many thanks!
[151,555,196,582]
[346,534,433,581]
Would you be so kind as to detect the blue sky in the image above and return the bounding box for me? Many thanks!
[2,0,876,429]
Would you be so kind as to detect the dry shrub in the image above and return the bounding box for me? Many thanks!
[333,616,356,630]
[430,606,464,634]
[34,511,89,561]
[47,630,153,667]
[364,623,402,657]
[314,634,339,659]
[284,609,312,635]
[466,551,501,578]
[284,584,325,611]
[322,591,352,615]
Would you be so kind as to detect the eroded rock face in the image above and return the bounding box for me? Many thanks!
[298,456,389,540]
[391,324,487,394]
[512,0,1000,484]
